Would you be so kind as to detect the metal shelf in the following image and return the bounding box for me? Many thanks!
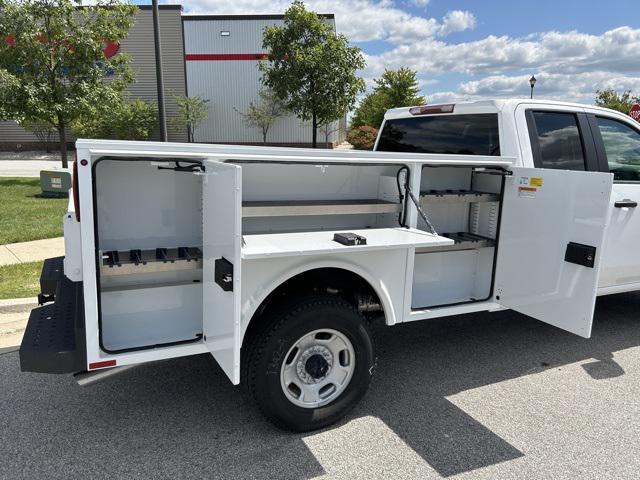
[415,232,495,253]
[420,190,499,205]
[242,199,402,217]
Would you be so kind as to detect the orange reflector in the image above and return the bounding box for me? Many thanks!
[89,360,117,370]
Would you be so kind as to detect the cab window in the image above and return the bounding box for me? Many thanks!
[376,114,500,155]
[596,117,640,182]
[530,112,586,171]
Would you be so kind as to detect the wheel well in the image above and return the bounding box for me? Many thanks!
[242,268,383,350]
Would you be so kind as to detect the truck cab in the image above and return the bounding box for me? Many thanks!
[375,99,640,296]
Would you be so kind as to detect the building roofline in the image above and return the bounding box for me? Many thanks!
[138,4,183,11]
[182,13,334,21]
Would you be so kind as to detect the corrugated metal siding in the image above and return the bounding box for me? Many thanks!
[0,7,187,146]
[184,17,341,145]
[123,8,187,142]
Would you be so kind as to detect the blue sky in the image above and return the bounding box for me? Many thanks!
[166,0,640,104]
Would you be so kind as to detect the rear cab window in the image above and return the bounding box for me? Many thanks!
[376,113,501,155]
[595,116,640,182]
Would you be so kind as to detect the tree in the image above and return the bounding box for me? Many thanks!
[595,88,639,114]
[352,67,426,128]
[170,94,209,142]
[72,99,157,141]
[260,1,365,148]
[236,88,286,144]
[0,0,136,167]
[21,119,57,152]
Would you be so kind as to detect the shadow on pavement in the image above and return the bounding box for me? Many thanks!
[1,292,640,479]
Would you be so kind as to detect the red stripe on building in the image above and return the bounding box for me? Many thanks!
[185,53,268,61]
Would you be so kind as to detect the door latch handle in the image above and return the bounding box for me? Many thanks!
[614,199,638,208]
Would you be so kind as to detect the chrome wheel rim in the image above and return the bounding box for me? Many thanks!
[280,328,356,408]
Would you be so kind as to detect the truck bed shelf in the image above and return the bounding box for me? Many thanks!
[100,246,202,276]
[242,199,402,217]
[415,232,495,253]
[420,190,499,204]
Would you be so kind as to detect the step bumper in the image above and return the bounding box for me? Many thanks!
[19,258,86,374]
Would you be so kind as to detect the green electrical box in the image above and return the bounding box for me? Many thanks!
[40,169,71,198]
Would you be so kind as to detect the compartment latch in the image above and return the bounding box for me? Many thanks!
[564,242,596,268]
[215,257,234,291]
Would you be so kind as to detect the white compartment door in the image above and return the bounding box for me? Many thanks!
[202,160,242,384]
[495,167,612,338]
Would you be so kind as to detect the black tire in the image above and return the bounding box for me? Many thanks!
[244,294,375,432]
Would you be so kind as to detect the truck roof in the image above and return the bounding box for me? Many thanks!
[383,98,624,120]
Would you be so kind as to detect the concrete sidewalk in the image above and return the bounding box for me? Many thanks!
[0,237,64,266]
[0,151,64,177]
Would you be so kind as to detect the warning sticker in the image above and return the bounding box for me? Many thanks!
[518,186,537,198]
[529,177,543,187]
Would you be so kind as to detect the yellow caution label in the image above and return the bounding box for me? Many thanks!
[530,177,543,187]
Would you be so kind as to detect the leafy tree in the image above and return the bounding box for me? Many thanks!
[352,67,426,128]
[260,0,365,148]
[347,125,378,150]
[21,119,57,152]
[170,94,209,143]
[236,88,286,144]
[595,88,639,114]
[0,0,136,167]
[72,99,157,141]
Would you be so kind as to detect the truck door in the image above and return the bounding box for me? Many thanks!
[202,160,242,384]
[494,167,612,338]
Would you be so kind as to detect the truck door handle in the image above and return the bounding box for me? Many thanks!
[614,199,638,208]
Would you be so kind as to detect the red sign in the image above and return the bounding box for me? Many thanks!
[630,104,640,122]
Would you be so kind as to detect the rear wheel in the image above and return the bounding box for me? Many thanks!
[245,294,375,432]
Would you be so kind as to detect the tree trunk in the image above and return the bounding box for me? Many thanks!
[312,112,318,148]
[57,117,68,169]
[263,129,267,145]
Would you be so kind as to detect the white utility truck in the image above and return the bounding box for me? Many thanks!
[20,99,640,431]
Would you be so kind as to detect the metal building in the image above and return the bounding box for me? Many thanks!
[183,14,345,147]
[0,7,345,150]
[0,5,187,150]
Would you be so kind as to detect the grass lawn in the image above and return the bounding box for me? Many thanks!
[0,177,68,244]
[0,261,42,300]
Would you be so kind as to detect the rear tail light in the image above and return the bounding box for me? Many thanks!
[409,104,455,115]
[72,155,80,222]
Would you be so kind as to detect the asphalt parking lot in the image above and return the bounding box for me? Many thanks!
[2,292,640,479]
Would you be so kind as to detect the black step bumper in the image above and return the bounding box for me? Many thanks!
[19,258,86,374]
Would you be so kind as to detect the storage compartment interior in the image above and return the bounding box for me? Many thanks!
[239,162,404,234]
[412,165,503,308]
[94,159,205,352]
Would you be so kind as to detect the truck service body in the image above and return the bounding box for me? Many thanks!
[20,99,640,430]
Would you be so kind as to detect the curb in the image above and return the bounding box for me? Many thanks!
[0,297,38,314]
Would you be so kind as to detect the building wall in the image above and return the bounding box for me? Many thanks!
[183,15,342,147]
[0,5,187,150]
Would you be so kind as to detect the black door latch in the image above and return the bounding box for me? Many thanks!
[564,242,596,268]
[215,257,234,291]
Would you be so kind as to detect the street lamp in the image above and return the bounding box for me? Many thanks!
[529,75,537,99]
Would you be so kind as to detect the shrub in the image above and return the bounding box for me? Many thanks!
[72,99,157,141]
[347,125,379,150]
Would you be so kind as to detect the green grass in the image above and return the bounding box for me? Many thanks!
[0,177,68,244]
[0,261,42,300]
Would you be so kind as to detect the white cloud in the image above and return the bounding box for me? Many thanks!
[178,0,475,43]
[428,71,640,104]
[438,10,476,36]
[408,0,430,7]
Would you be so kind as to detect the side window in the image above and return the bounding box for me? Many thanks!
[596,117,640,182]
[530,112,586,170]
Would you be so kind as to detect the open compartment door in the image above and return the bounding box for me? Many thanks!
[495,167,612,338]
[202,160,242,383]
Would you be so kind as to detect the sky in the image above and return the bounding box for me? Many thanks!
[163,0,640,105]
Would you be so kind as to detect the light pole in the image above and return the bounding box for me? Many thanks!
[529,74,537,99]
[152,0,168,141]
